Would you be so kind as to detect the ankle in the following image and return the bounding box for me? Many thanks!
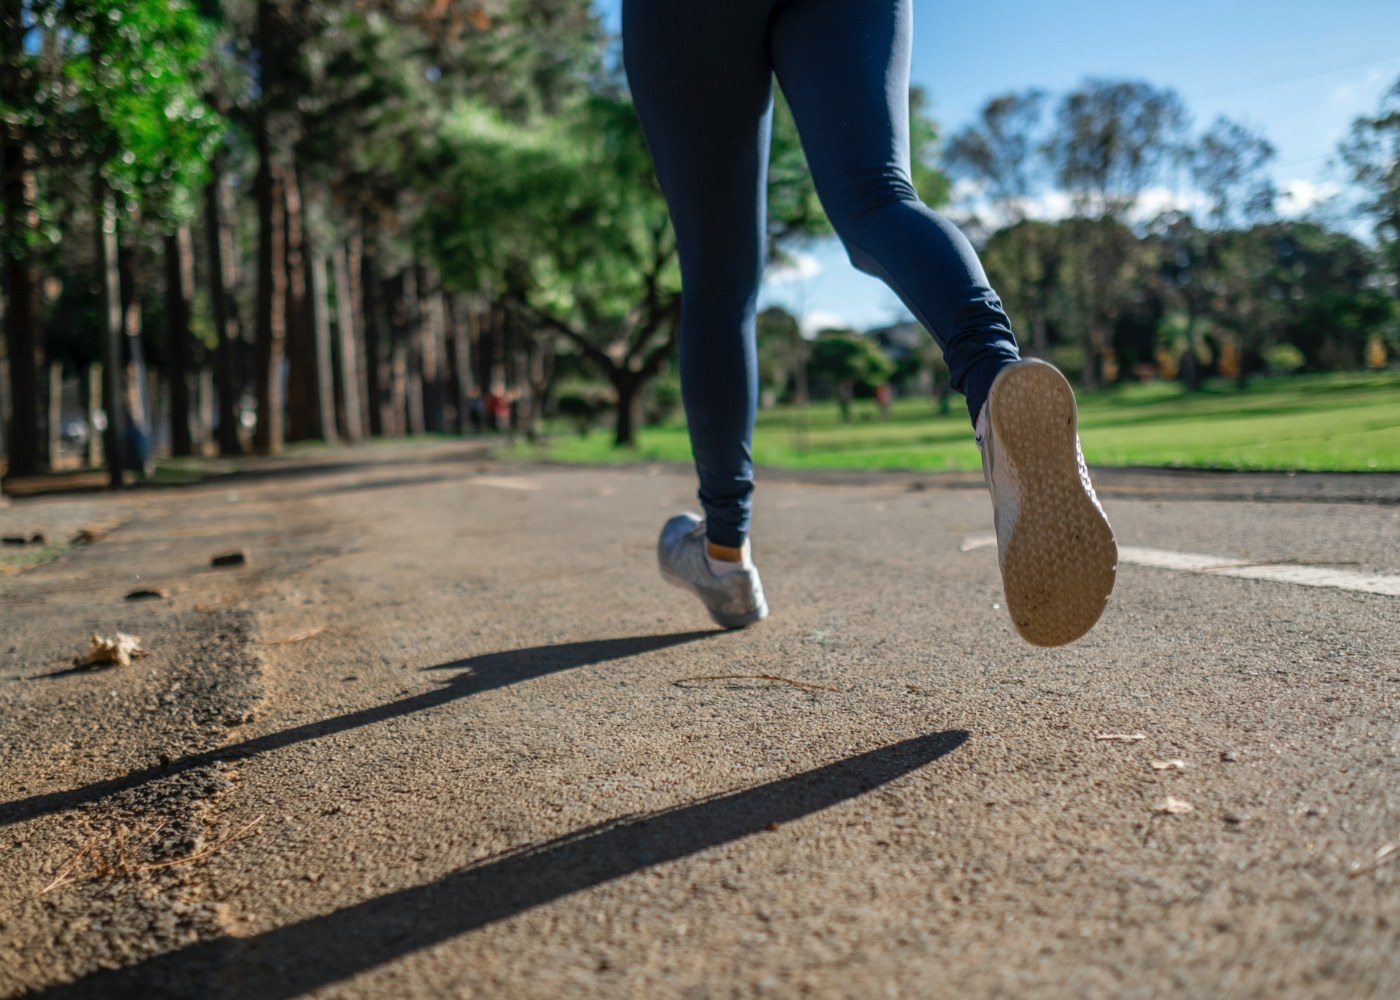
[706,541,744,562]
[705,539,750,577]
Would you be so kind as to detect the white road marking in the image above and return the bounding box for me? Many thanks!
[959,532,997,552]
[470,477,542,491]
[960,536,1400,597]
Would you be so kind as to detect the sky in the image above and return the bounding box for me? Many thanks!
[593,0,1400,332]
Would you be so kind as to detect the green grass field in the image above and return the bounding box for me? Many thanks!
[511,371,1400,473]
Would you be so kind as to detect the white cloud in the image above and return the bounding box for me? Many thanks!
[1277,179,1341,215]
[764,252,823,285]
[800,309,848,338]
[1128,186,1211,223]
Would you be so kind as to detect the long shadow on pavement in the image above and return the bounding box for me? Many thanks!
[0,632,714,830]
[22,730,967,999]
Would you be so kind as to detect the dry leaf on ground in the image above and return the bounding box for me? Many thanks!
[1151,759,1188,770]
[1157,796,1194,815]
[73,632,147,669]
[255,626,325,646]
[1348,842,1398,879]
[1096,733,1147,742]
[672,674,839,692]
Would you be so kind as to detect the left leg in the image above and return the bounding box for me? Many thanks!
[769,0,1020,422]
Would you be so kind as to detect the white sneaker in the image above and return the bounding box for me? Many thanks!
[977,359,1117,646]
[657,513,769,629]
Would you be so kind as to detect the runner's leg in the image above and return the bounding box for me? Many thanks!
[622,0,776,549]
[770,0,1020,421]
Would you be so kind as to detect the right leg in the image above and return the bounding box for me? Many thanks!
[622,0,776,552]
[625,0,774,627]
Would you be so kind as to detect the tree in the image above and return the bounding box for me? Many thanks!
[756,305,807,405]
[1046,79,1188,221]
[1,0,221,480]
[1,0,42,475]
[1190,116,1276,229]
[425,73,834,447]
[945,89,1047,223]
[981,220,1061,358]
[1038,80,1185,388]
[1339,78,1400,289]
[807,332,894,423]
[1053,216,1141,388]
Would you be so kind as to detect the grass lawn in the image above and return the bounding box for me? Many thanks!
[510,371,1400,473]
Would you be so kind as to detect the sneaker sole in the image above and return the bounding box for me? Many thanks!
[660,570,769,629]
[988,361,1117,646]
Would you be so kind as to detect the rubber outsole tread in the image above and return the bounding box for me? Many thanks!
[988,363,1117,646]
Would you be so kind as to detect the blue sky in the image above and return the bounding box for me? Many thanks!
[593,0,1400,331]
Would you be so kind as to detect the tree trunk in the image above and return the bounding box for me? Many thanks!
[165,227,194,456]
[1181,313,1201,390]
[450,294,476,434]
[361,240,385,437]
[332,243,363,442]
[390,344,408,437]
[1031,311,1048,359]
[97,186,125,487]
[420,271,446,434]
[118,244,151,448]
[2,120,40,476]
[347,230,371,438]
[198,366,214,454]
[613,375,640,447]
[205,166,243,455]
[283,165,317,442]
[2,254,39,477]
[254,152,287,453]
[401,266,424,435]
[87,362,104,467]
[1080,334,1100,391]
[309,251,338,444]
[47,360,61,470]
[526,336,554,442]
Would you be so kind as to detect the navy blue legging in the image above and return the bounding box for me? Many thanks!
[624,0,1020,548]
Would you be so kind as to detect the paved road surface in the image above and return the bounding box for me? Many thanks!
[2,444,1398,999]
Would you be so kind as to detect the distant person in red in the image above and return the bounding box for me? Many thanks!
[485,385,511,431]
[631,0,1117,645]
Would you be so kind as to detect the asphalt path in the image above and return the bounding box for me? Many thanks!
[2,444,1398,999]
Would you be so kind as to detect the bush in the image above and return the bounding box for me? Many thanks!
[555,383,617,436]
[1265,343,1305,373]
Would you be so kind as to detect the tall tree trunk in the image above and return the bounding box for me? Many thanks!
[402,266,424,435]
[361,241,385,436]
[385,271,406,436]
[450,294,475,434]
[254,151,287,453]
[198,367,213,454]
[1,113,40,476]
[87,362,104,467]
[205,165,242,455]
[420,265,445,433]
[332,243,363,442]
[118,244,151,446]
[165,227,194,456]
[612,374,640,447]
[347,229,371,438]
[2,254,38,477]
[97,185,125,487]
[526,336,554,442]
[309,251,338,445]
[47,360,61,470]
[283,165,316,441]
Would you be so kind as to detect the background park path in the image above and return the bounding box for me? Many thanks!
[2,443,1398,999]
